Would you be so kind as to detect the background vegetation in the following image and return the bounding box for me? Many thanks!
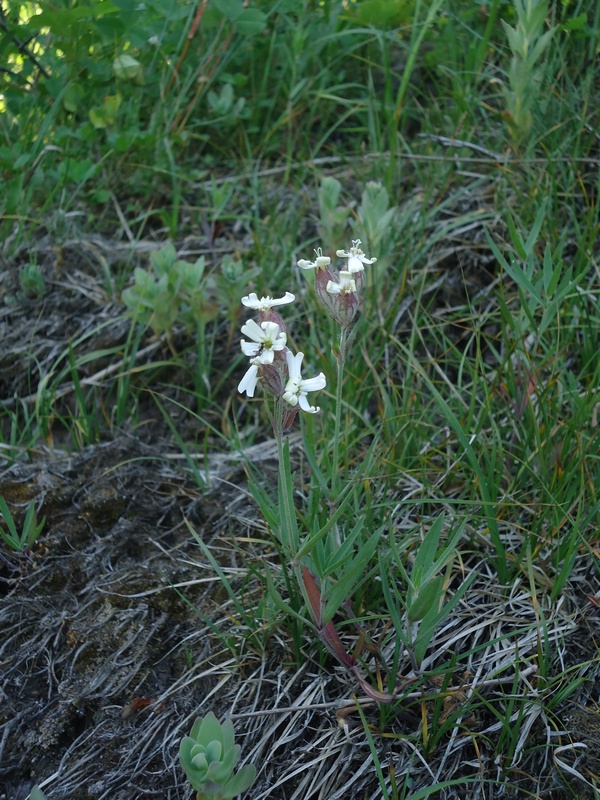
[1,0,599,798]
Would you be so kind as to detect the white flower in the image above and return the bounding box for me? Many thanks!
[283,351,326,414]
[336,239,377,273]
[326,270,356,295]
[238,358,261,397]
[240,319,286,364]
[297,248,331,270]
[241,291,295,310]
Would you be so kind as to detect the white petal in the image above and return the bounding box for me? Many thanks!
[297,259,317,270]
[238,363,259,396]
[261,320,282,339]
[240,318,265,342]
[240,340,260,357]
[286,350,303,379]
[271,292,295,306]
[241,292,260,308]
[242,292,295,309]
[326,280,342,294]
[299,395,320,413]
[300,373,326,392]
[283,390,298,406]
[347,255,365,273]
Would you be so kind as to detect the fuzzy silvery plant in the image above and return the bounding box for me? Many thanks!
[122,242,218,338]
[500,0,556,144]
[180,712,256,800]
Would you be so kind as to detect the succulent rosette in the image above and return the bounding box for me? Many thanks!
[180,712,256,799]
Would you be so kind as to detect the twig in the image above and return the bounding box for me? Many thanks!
[165,0,209,96]
[0,5,50,79]
[417,133,506,159]
[193,150,600,189]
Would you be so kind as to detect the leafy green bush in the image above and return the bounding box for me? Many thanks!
[122,242,217,338]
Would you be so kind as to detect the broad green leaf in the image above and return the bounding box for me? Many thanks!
[113,54,142,82]
[407,576,443,623]
[563,12,588,31]
[63,82,84,113]
[235,8,267,35]
[212,0,243,21]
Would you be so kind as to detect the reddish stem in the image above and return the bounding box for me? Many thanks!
[166,0,209,96]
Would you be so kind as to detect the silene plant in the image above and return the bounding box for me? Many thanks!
[236,240,405,702]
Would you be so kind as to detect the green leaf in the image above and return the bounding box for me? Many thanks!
[235,8,267,35]
[23,501,45,546]
[524,197,548,256]
[300,421,331,499]
[278,439,300,552]
[563,12,587,31]
[114,54,140,80]
[0,497,19,540]
[212,0,243,21]
[411,514,445,578]
[501,20,521,57]
[222,764,257,798]
[413,572,476,665]
[89,94,122,129]
[529,26,556,67]
[503,256,543,308]
[505,212,527,260]
[322,529,383,623]
[319,176,342,213]
[407,576,443,623]
[542,242,566,297]
[323,518,365,574]
[150,242,177,274]
[63,82,84,113]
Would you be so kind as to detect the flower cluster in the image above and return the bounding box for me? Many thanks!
[297,240,376,332]
[237,242,376,424]
[237,291,326,429]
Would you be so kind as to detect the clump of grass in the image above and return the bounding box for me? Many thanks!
[0,496,45,553]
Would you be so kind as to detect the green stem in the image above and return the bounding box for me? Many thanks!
[331,328,347,501]
[274,400,298,557]
[274,400,314,624]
